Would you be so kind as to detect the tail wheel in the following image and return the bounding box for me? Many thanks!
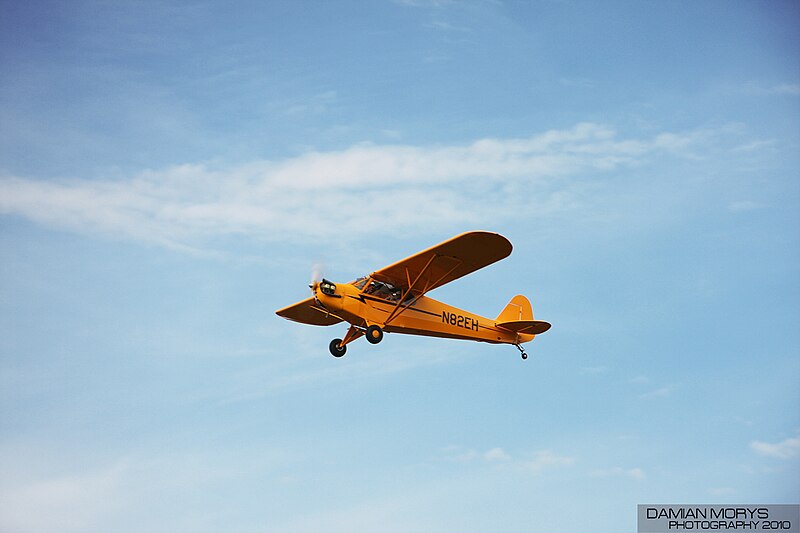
[514,343,528,360]
[329,338,346,357]
[366,325,384,345]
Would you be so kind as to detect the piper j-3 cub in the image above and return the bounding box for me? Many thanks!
[276,231,551,360]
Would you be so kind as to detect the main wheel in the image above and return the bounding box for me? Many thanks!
[521,352,528,360]
[329,338,346,357]
[366,325,384,344]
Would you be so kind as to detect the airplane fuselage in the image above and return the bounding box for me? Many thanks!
[314,280,533,345]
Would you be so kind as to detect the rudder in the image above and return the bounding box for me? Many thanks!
[496,294,533,323]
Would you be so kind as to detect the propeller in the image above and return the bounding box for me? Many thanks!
[309,262,324,292]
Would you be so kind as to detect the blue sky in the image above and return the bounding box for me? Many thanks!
[1,1,798,531]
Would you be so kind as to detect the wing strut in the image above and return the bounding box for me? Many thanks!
[383,255,463,326]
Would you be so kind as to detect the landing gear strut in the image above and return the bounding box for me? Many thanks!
[329,325,385,357]
[329,324,367,357]
[514,344,528,360]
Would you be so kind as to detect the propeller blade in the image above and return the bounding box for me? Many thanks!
[309,262,324,291]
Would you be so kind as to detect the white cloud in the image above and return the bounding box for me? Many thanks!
[523,450,575,474]
[732,139,777,152]
[0,462,125,533]
[394,0,456,7]
[768,84,800,95]
[442,446,572,474]
[426,20,471,32]
[285,90,338,115]
[441,445,479,462]
[750,435,800,459]
[589,466,645,480]
[639,385,674,399]
[0,447,294,533]
[484,447,511,462]
[743,82,800,96]
[580,366,607,375]
[221,347,457,403]
[708,487,737,497]
[0,123,720,250]
[628,467,646,480]
[559,77,596,89]
[728,200,765,212]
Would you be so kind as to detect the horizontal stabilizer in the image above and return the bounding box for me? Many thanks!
[496,320,551,335]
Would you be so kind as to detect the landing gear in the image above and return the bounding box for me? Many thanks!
[514,344,528,360]
[365,325,384,345]
[329,338,346,357]
[329,325,383,357]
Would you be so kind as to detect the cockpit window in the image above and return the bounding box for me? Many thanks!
[352,277,368,289]
[362,279,409,303]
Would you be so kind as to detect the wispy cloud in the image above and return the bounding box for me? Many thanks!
[639,384,675,399]
[589,466,645,480]
[580,366,607,375]
[523,450,576,474]
[559,77,596,89]
[742,82,800,96]
[0,461,125,533]
[0,447,294,533]
[483,447,512,462]
[218,347,458,404]
[708,486,737,497]
[393,0,456,8]
[766,84,800,96]
[0,123,725,251]
[728,200,765,212]
[750,435,800,459]
[426,20,471,32]
[732,139,777,152]
[442,446,573,474]
[284,90,338,115]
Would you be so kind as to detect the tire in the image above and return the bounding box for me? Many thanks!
[329,338,346,357]
[365,325,384,345]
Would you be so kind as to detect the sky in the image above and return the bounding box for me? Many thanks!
[0,1,799,532]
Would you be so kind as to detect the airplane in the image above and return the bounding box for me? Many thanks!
[275,231,551,360]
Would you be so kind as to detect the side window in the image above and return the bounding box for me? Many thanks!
[363,280,402,302]
[363,281,379,295]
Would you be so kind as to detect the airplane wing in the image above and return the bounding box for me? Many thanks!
[275,297,344,326]
[370,231,512,297]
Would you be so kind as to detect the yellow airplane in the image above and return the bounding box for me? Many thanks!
[276,231,551,360]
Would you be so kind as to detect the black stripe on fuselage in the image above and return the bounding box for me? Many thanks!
[351,293,494,331]
[352,293,442,319]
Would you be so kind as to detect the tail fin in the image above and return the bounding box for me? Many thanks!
[496,295,533,323]
[496,295,551,336]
